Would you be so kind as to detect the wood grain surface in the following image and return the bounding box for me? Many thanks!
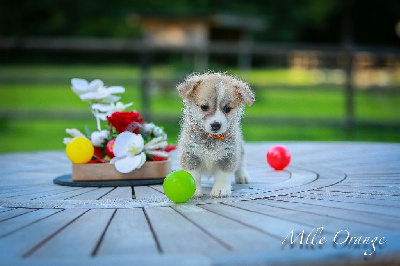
[0,142,399,265]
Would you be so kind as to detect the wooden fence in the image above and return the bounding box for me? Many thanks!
[1,37,399,129]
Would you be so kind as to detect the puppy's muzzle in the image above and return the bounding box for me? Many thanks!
[211,122,222,132]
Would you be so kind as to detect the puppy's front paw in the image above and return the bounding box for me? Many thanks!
[193,188,203,198]
[235,175,250,184]
[235,168,251,184]
[210,185,231,198]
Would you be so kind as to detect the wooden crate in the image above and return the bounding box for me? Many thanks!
[72,159,171,181]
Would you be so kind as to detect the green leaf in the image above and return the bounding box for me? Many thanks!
[85,125,94,138]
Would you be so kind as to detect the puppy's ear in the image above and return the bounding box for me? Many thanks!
[177,74,202,99]
[234,80,255,106]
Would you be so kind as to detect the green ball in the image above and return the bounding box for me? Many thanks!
[163,170,196,203]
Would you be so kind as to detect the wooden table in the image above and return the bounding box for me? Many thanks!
[0,142,399,265]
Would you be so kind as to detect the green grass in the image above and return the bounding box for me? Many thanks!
[232,69,318,86]
[0,64,399,153]
[242,124,400,142]
[0,65,176,80]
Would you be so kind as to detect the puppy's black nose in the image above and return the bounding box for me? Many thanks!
[211,122,221,131]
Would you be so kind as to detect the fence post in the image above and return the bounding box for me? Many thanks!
[344,52,354,128]
[194,47,209,72]
[342,0,355,129]
[140,47,152,121]
[238,37,252,70]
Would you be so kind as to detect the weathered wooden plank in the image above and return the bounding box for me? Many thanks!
[260,169,317,189]
[8,187,84,200]
[0,209,60,238]
[0,209,86,259]
[280,195,400,217]
[343,174,400,181]
[324,184,400,190]
[0,208,35,222]
[0,184,61,195]
[144,206,228,254]
[308,190,400,202]
[0,143,399,264]
[133,186,165,200]
[100,187,133,199]
[273,197,399,224]
[173,204,279,252]
[336,161,400,172]
[339,176,400,182]
[247,166,290,180]
[299,190,400,203]
[199,203,315,239]
[0,208,36,222]
[0,207,13,213]
[315,186,400,196]
[344,168,400,175]
[293,191,400,208]
[30,209,114,258]
[67,187,114,200]
[4,253,214,266]
[28,187,97,201]
[0,171,66,185]
[226,200,394,236]
[337,181,400,186]
[149,184,164,194]
[264,197,400,230]
[301,144,399,164]
[96,208,159,256]
[345,173,400,177]
[4,186,84,200]
[0,186,69,199]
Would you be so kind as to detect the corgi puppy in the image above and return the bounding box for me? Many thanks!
[177,72,255,197]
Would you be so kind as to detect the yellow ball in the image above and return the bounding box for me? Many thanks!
[66,137,94,164]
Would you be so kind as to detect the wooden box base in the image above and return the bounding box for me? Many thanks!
[72,159,171,181]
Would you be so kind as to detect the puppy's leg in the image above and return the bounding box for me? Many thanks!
[235,144,251,184]
[235,167,250,184]
[180,150,203,197]
[211,170,232,197]
[190,170,203,197]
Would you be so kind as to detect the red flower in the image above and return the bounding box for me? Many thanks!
[165,145,177,152]
[107,111,143,134]
[105,139,115,158]
[93,146,104,159]
[150,155,168,161]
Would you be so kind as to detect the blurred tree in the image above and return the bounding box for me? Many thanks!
[0,0,398,45]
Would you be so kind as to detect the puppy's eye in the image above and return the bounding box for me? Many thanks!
[201,105,209,111]
[223,106,232,113]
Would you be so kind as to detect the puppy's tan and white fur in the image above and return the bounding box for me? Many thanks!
[177,72,255,197]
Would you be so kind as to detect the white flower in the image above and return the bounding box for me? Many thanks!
[110,132,146,173]
[71,78,103,96]
[91,102,133,113]
[144,136,169,158]
[91,102,133,120]
[71,78,125,103]
[63,138,72,145]
[153,126,164,137]
[90,130,109,147]
[91,110,108,121]
[143,123,165,137]
[63,128,86,144]
[66,128,86,138]
[143,123,156,134]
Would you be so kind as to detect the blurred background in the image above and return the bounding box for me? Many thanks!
[0,0,399,152]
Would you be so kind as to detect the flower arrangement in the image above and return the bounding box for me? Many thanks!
[64,78,176,174]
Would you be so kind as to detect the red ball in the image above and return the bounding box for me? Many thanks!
[266,145,291,170]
